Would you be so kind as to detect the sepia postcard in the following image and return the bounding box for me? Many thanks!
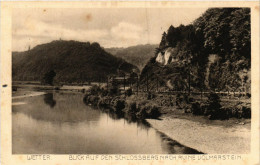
[1,1,259,165]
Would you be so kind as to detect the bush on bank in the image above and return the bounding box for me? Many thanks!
[125,100,161,119]
[110,97,126,112]
[84,86,250,120]
[84,85,161,120]
[190,92,251,120]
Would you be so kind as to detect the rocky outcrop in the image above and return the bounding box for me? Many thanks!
[155,47,175,65]
[155,52,165,64]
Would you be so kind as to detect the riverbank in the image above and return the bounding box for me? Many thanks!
[12,83,91,99]
[13,84,250,154]
[82,85,251,154]
[146,113,250,154]
[12,90,46,99]
[13,84,93,91]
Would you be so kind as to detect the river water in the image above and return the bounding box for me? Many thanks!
[12,91,200,154]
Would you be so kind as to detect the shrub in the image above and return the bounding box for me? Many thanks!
[191,102,202,115]
[109,81,119,96]
[147,92,156,100]
[41,70,56,85]
[205,92,223,120]
[242,106,251,118]
[100,88,108,96]
[83,94,100,106]
[145,104,161,118]
[183,94,189,103]
[89,95,100,106]
[209,107,230,120]
[230,107,238,118]
[204,93,234,120]
[191,93,217,118]
[89,85,108,96]
[176,93,192,109]
[236,103,251,119]
[90,85,101,95]
[136,106,146,118]
[110,97,126,112]
[125,88,133,97]
[175,93,182,108]
[135,101,161,119]
[149,56,157,64]
[115,99,125,112]
[97,96,112,109]
[83,94,90,105]
[127,101,138,113]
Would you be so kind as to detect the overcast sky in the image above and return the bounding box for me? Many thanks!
[12,8,207,51]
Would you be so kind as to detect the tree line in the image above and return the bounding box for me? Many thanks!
[140,8,251,94]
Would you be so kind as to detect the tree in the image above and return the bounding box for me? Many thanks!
[129,71,138,86]
[43,93,56,108]
[229,8,251,60]
[41,70,56,85]
[159,32,167,49]
[166,25,182,47]
[91,42,101,49]
[140,8,251,94]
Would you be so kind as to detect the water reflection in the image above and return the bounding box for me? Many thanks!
[12,91,202,154]
[86,101,202,154]
[43,93,56,108]
[97,108,151,130]
[12,92,101,123]
[92,105,151,130]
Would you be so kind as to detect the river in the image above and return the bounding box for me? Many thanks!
[12,91,201,154]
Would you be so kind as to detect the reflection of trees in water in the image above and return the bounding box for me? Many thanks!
[124,113,138,123]
[99,103,203,154]
[94,106,150,130]
[159,133,203,154]
[107,110,124,120]
[43,93,56,108]
[13,93,101,124]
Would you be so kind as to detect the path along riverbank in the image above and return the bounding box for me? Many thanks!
[12,91,45,99]
[146,114,250,154]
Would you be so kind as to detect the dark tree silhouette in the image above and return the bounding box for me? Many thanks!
[43,93,56,108]
[159,32,167,49]
[42,70,56,85]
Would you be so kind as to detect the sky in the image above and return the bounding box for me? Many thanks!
[12,8,208,51]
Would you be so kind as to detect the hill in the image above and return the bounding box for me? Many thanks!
[105,44,158,70]
[140,8,251,94]
[12,40,138,84]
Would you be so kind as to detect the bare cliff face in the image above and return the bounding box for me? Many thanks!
[155,48,175,65]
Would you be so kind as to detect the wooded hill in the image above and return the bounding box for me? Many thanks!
[140,8,251,93]
[105,44,158,70]
[12,40,138,84]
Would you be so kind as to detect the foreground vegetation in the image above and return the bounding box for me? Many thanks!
[84,85,251,121]
[83,85,161,120]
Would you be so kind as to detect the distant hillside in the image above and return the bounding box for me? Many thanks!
[140,8,251,93]
[12,40,138,84]
[105,44,158,70]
